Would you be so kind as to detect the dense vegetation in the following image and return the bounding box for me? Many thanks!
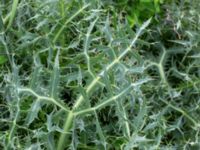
[0,0,200,149]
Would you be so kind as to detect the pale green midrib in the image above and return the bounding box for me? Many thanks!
[73,78,151,116]
[73,19,151,110]
[50,50,60,98]
[161,99,199,127]
[84,18,99,75]
[74,84,133,116]
[53,4,90,43]
[57,18,151,150]
[18,88,70,112]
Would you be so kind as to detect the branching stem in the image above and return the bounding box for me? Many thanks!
[57,18,151,150]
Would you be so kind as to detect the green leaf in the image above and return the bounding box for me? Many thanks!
[26,100,41,125]
[0,15,4,32]
[49,49,60,99]
[7,0,19,30]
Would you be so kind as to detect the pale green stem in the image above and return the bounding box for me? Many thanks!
[18,88,70,112]
[73,18,151,110]
[57,18,151,150]
[57,111,74,150]
[7,0,19,30]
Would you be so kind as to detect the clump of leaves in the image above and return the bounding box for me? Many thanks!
[127,0,164,26]
[141,0,200,148]
[106,0,164,26]
[0,0,152,149]
[0,0,200,150]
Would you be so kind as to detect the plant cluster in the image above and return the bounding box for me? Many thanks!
[0,0,200,149]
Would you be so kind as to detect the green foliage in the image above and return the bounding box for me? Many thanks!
[127,0,163,26]
[110,0,164,26]
[0,0,200,150]
[0,56,7,64]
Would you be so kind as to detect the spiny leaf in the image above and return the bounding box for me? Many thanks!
[49,49,60,99]
[26,100,41,125]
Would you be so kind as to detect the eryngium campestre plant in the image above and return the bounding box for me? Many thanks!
[0,0,200,150]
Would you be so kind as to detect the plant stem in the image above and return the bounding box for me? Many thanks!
[57,111,74,150]
[57,18,151,150]
[7,0,19,30]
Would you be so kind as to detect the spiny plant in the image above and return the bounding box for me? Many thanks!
[140,0,200,149]
[0,0,200,150]
[0,0,152,149]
